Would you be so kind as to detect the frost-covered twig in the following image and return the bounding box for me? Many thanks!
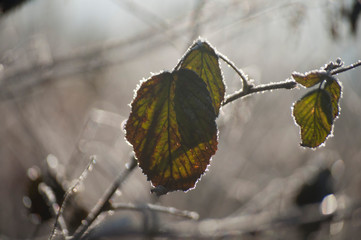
[223,80,297,105]
[71,156,137,240]
[49,156,97,240]
[331,59,361,75]
[222,59,361,106]
[219,51,297,106]
[38,183,68,238]
[218,53,250,91]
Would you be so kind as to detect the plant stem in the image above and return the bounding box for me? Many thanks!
[222,59,361,106]
[331,59,361,75]
[39,183,68,238]
[222,80,297,106]
[49,156,96,240]
[71,156,137,240]
[218,53,250,91]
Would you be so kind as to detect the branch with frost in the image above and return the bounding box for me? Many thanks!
[222,59,361,106]
[70,156,137,240]
[49,156,97,240]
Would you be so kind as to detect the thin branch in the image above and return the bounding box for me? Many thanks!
[111,202,199,220]
[38,183,68,238]
[331,59,361,75]
[49,156,97,240]
[218,53,250,91]
[71,156,138,240]
[223,80,297,106]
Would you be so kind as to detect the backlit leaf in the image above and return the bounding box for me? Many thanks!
[324,78,341,118]
[293,89,333,148]
[179,40,225,115]
[292,71,326,88]
[125,69,218,192]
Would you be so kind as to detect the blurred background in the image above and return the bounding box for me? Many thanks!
[0,0,361,239]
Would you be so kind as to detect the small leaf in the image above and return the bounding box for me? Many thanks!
[293,89,333,148]
[125,69,218,192]
[179,39,225,115]
[324,78,341,118]
[292,70,327,88]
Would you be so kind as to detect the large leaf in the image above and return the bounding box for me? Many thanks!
[293,89,333,148]
[179,40,225,115]
[125,69,218,192]
[324,78,341,118]
[292,71,326,88]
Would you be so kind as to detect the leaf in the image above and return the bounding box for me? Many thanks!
[292,71,326,88]
[324,78,341,118]
[179,40,225,115]
[293,89,334,148]
[125,69,218,192]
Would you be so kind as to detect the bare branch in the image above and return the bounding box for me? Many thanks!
[38,183,68,238]
[71,156,137,240]
[49,156,97,240]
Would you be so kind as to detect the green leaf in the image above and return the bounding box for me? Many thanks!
[125,69,218,192]
[292,71,326,88]
[293,89,333,148]
[324,78,341,118]
[179,40,225,115]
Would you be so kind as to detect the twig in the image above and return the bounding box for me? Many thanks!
[111,202,199,220]
[49,156,97,240]
[221,59,361,106]
[331,59,361,75]
[222,80,297,106]
[38,183,69,238]
[71,156,138,240]
[218,53,250,91]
